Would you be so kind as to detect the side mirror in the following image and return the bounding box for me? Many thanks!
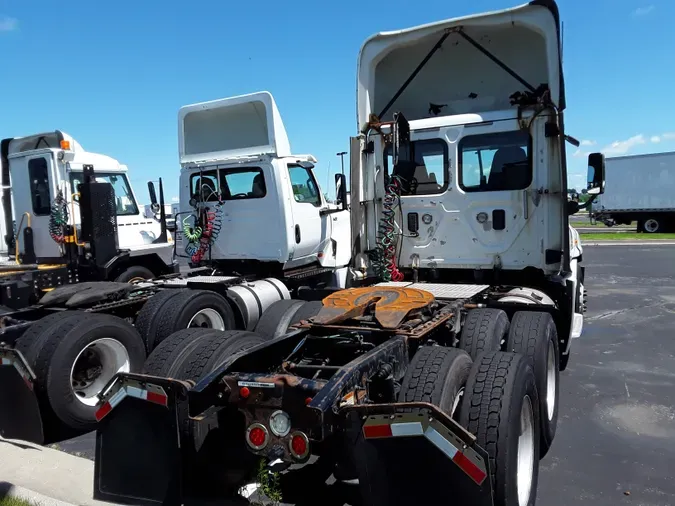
[391,112,417,184]
[147,181,160,213]
[335,173,348,211]
[586,152,605,195]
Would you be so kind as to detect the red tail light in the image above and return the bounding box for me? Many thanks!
[289,431,310,460]
[246,423,269,450]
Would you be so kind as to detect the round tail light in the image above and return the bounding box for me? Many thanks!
[289,431,310,460]
[246,423,269,450]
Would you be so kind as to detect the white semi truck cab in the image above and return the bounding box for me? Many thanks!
[348,0,604,366]
[175,91,352,279]
[0,131,177,281]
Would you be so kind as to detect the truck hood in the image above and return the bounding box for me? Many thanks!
[178,91,292,166]
[356,0,564,130]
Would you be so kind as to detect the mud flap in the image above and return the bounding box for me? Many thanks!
[0,347,44,443]
[93,373,191,506]
[346,405,493,506]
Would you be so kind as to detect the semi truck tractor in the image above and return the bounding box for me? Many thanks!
[591,150,675,233]
[90,2,604,506]
[0,92,351,445]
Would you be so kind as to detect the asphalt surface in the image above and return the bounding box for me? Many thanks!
[55,244,675,505]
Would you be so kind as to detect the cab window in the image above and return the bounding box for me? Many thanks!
[70,172,139,216]
[384,139,449,195]
[288,164,321,207]
[459,131,532,192]
[189,167,266,201]
[29,157,51,216]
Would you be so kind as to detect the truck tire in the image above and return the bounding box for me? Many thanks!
[175,330,267,382]
[151,289,236,349]
[291,300,324,324]
[142,328,224,377]
[254,299,323,339]
[254,299,305,338]
[17,312,146,432]
[134,289,187,352]
[458,308,509,360]
[641,216,662,233]
[459,351,540,506]
[114,265,154,283]
[398,345,472,419]
[506,311,559,458]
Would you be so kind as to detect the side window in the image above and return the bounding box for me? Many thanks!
[384,139,449,195]
[220,168,266,200]
[28,157,51,215]
[288,164,321,207]
[189,170,219,202]
[459,131,532,192]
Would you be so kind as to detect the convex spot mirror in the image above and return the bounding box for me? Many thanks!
[586,152,606,195]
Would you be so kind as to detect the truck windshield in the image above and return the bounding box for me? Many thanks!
[70,172,139,216]
[459,130,532,193]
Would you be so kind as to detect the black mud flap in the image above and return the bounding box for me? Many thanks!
[345,403,494,506]
[0,346,44,443]
[93,373,191,506]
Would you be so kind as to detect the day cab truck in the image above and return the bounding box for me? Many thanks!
[0,93,351,445]
[0,131,177,285]
[90,2,605,506]
[590,150,675,233]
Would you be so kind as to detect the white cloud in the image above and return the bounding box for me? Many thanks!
[0,16,18,32]
[171,196,179,202]
[601,134,647,156]
[572,131,675,159]
[633,5,655,16]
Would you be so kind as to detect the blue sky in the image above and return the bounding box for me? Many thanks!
[1,0,673,202]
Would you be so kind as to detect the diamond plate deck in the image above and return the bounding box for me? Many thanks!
[187,275,240,284]
[407,283,490,299]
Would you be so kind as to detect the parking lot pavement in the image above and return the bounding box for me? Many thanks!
[55,245,675,505]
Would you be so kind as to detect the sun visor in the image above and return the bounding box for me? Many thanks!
[178,91,292,165]
[357,1,563,130]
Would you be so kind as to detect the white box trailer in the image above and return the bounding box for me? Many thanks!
[593,151,675,232]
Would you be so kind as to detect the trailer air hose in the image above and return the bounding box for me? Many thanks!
[49,190,69,244]
[374,175,404,282]
[183,202,224,264]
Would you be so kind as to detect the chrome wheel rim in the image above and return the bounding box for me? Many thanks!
[517,395,535,506]
[70,338,130,406]
[188,308,225,330]
[546,343,556,420]
[645,219,659,233]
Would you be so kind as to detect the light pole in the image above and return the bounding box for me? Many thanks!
[336,151,347,176]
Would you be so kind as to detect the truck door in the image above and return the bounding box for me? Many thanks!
[286,163,324,262]
[13,154,62,260]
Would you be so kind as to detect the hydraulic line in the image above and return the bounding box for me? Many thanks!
[374,175,404,282]
[49,189,69,244]
[183,201,224,264]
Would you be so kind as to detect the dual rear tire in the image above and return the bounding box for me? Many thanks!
[459,308,560,458]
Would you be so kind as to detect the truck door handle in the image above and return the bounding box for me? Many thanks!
[295,225,301,244]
